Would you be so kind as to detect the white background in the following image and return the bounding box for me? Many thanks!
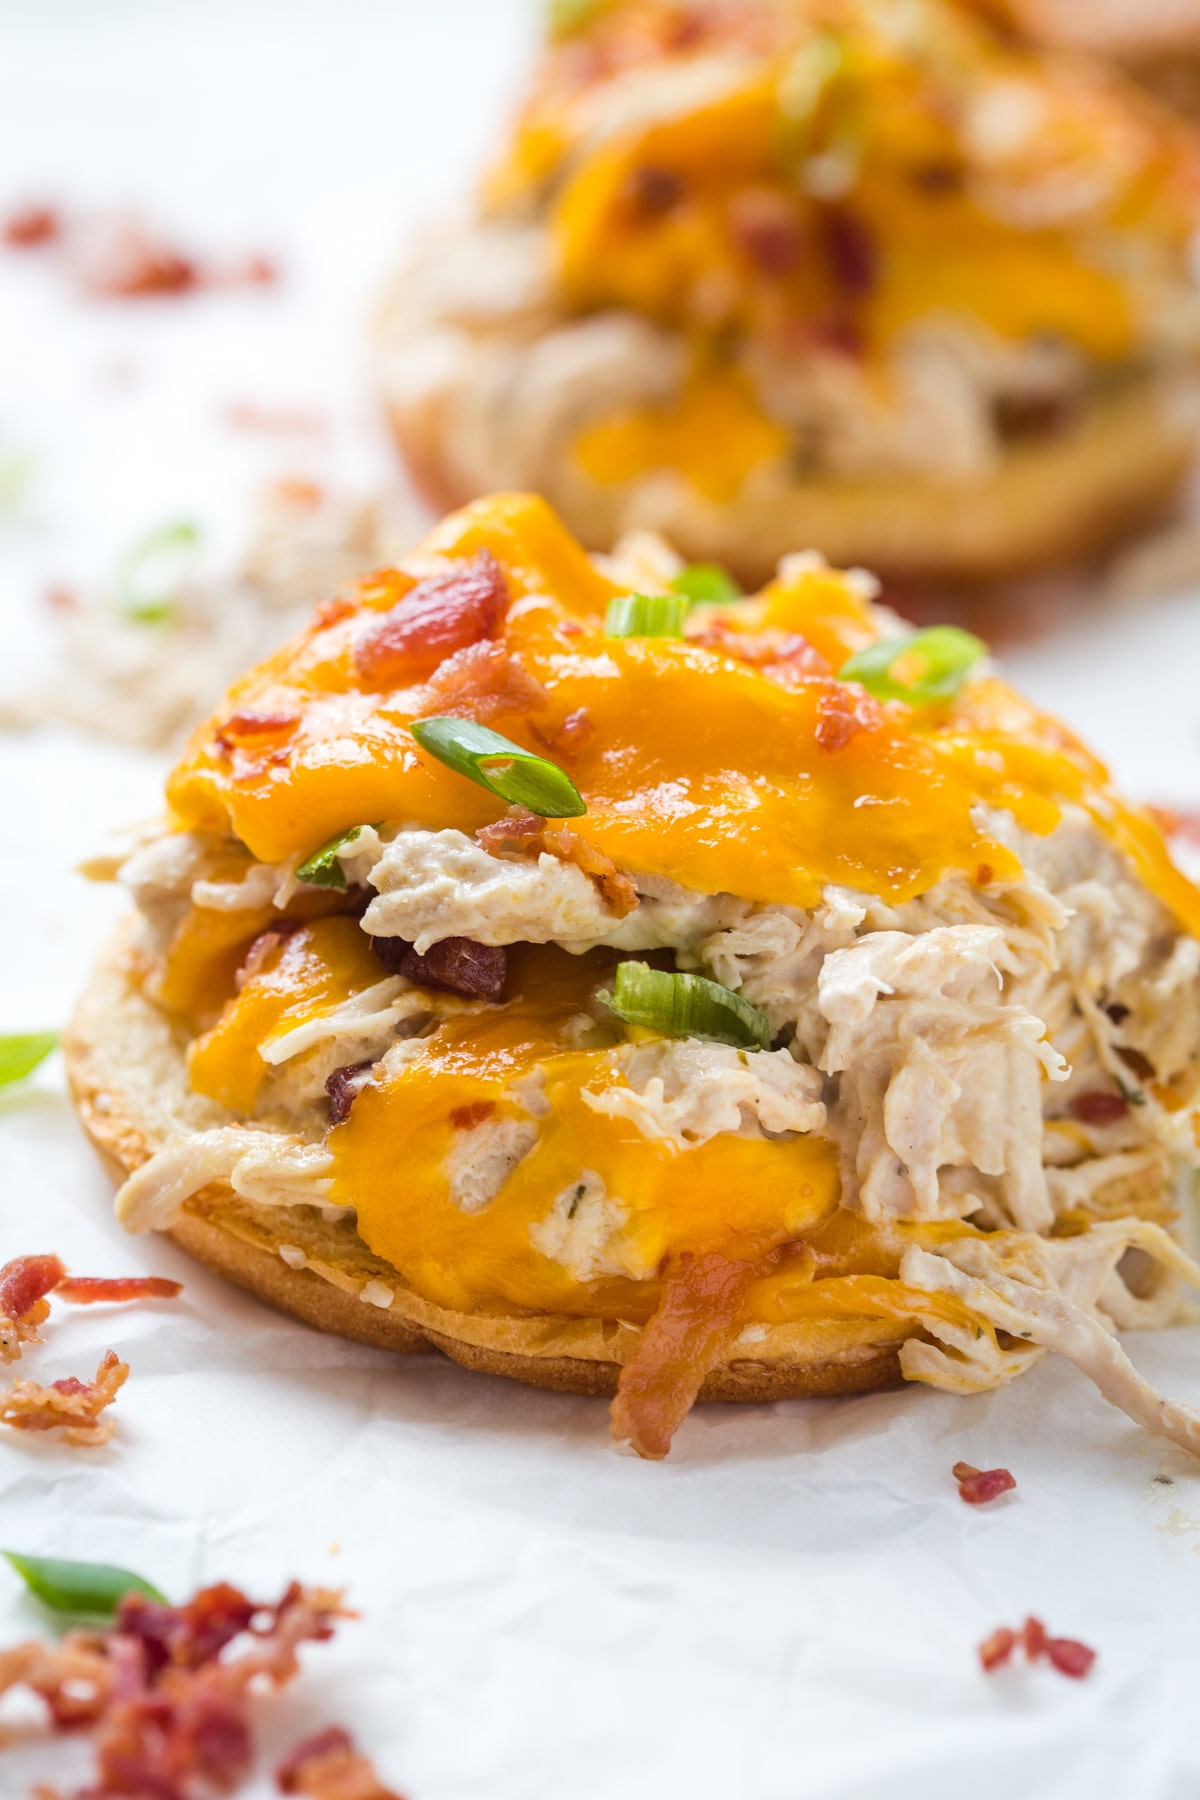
[4,4,1200,1795]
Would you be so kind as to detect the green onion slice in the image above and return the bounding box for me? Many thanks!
[296,824,372,890]
[598,962,771,1051]
[116,520,202,625]
[0,1031,59,1088]
[604,592,689,640]
[837,626,986,705]
[548,0,606,37]
[411,718,586,819]
[3,1551,166,1617]
[669,563,740,606]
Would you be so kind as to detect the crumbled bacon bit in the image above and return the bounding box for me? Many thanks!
[1070,1090,1129,1126]
[978,1627,1017,1672]
[815,681,884,752]
[277,1725,406,1798]
[623,165,684,216]
[77,222,199,297]
[326,1061,376,1128]
[1045,1636,1097,1680]
[980,1615,1096,1679]
[730,190,803,275]
[4,203,60,247]
[549,706,595,752]
[421,639,549,725]
[952,1462,1017,1505]
[0,1347,128,1447]
[1,1580,352,1796]
[0,1255,66,1363]
[370,934,508,1001]
[975,863,993,887]
[477,806,639,918]
[693,623,829,689]
[450,1101,497,1131]
[225,401,324,437]
[821,207,877,298]
[55,1276,182,1305]
[236,921,304,991]
[610,1248,784,1459]
[354,552,509,686]
[215,708,301,753]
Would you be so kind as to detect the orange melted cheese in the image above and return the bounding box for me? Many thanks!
[162,491,1200,1325]
[168,492,1200,936]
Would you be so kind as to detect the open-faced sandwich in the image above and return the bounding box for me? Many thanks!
[988,1,1200,121]
[69,492,1200,1459]
[378,0,1200,589]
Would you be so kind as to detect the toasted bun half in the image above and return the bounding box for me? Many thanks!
[379,269,1198,591]
[65,923,903,1406]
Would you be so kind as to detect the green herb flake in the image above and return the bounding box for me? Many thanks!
[837,625,986,706]
[411,717,586,819]
[4,1550,166,1618]
[115,520,202,626]
[604,592,689,639]
[295,825,370,890]
[669,563,741,606]
[598,963,771,1052]
[0,1031,59,1089]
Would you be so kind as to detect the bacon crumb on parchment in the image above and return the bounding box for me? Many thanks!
[979,1615,1096,1679]
[55,1275,182,1305]
[277,1725,407,1798]
[1,1580,353,1797]
[4,203,60,247]
[0,1254,66,1363]
[478,805,639,918]
[952,1462,1017,1505]
[0,1348,128,1447]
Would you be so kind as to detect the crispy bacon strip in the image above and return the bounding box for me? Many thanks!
[952,1462,1017,1505]
[0,1254,65,1363]
[355,552,508,685]
[55,1276,182,1305]
[277,1725,407,1798]
[611,1250,776,1459]
[2,1580,352,1796]
[0,1347,128,1447]
[478,806,639,918]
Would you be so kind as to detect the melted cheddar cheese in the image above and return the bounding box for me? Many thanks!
[161,491,1200,1332]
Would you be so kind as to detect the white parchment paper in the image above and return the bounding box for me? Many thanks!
[5,5,1200,1796]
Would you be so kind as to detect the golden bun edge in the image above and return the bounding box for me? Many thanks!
[382,358,1196,590]
[66,920,904,1405]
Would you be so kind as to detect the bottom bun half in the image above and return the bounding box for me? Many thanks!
[64,925,904,1406]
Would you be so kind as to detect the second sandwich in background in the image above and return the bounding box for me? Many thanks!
[379,0,1200,590]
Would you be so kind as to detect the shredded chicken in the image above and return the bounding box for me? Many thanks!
[115,1130,334,1233]
[583,1039,826,1148]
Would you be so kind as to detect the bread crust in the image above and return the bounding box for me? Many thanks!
[385,367,1196,592]
[65,924,905,1406]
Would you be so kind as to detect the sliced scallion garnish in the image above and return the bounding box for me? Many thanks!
[669,563,740,606]
[598,963,771,1051]
[3,1550,166,1617]
[411,717,586,819]
[296,825,370,890]
[0,1031,59,1088]
[838,626,986,705]
[604,592,689,640]
[116,521,202,625]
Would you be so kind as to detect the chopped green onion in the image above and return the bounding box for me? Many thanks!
[598,962,771,1051]
[116,520,202,625]
[604,592,689,639]
[778,27,843,124]
[3,1551,166,1617]
[669,563,741,606]
[296,825,371,890]
[548,0,605,37]
[837,626,986,705]
[0,451,36,510]
[411,718,586,819]
[0,1032,59,1088]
